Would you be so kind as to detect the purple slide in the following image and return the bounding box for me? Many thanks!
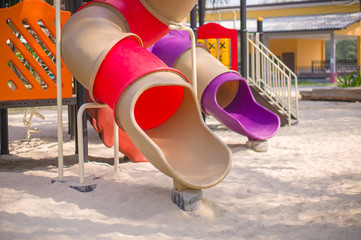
[201,72,280,140]
[151,30,280,140]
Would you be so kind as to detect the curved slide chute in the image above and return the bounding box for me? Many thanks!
[151,30,280,140]
[61,0,232,190]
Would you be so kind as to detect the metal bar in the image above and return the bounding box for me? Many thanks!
[113,119,119,172]
[247,31,298,122]
[255,33,260,84]
[248,40,291,81]
[288,76,292,126]
[76,83,88,160]
[198,0,205,27]
[246,33,249,80]
[251,39,255,83]
[330,31,337,83]
[233,11,236,29]
[56,0,64,178]
[257,17,263,44]
[190,5,197,30]
[77,103,106,184]
[0,109,9,155]
[0,98,76,109]
[254,38,297,80]
[169,25,197,97]
[294,74,299,119]
[240,0,247,78]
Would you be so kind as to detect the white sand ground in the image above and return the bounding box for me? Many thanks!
[0,99,360,240]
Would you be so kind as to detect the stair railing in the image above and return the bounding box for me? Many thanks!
[247,33,298,126]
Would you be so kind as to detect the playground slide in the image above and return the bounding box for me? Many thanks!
[61,0,232,190]
[151,30,280,140]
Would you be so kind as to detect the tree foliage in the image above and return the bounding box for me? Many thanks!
[325,39,358,60]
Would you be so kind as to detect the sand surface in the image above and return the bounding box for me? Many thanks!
[1,99,361,239]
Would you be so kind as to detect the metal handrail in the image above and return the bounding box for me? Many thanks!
[247,33,298,125]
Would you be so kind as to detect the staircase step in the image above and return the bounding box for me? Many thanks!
[249,85,296,127]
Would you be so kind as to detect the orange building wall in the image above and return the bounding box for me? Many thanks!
[269,38,324,69]
[296,39,324,66]
[268,38,297,62]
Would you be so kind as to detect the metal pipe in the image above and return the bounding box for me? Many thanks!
[190,5,197,30]
[0,109,9,154]
[240,0,247,78]
[233,11,236,29]
[56,0,64,178]
[330,31,337,83]
[169,25,197,97]
[66,0,89,161]
[257,17,263,44]
[246,33,249,80]
[113,119,119,172]
[198,0,205,27]
[77,103,107,184]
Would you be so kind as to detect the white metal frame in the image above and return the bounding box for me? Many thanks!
[247,33,299,126]
[55,0,63,178]
[168,24,197,96]
[77,103,119,184]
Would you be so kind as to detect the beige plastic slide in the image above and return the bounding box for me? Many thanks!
[116,72,232,191]
[61,0,232,191]
[174,46,239,107]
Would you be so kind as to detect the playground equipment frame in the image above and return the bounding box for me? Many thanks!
[76,103,120,184]
[73,24,198,185]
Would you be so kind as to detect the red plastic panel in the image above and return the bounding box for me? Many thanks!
[93,37,185,130]
[197,23,238,71]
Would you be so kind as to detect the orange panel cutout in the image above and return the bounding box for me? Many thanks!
[0,0,72,101]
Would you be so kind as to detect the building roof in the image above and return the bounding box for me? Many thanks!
[217,12,361,33]
[205,0,356,9]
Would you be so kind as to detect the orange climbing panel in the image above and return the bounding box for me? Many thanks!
[0,0,72,101]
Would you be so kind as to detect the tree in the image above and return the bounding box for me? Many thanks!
[325,39,357,61]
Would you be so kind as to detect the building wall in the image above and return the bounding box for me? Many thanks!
[204,3,361,22]
[269,38,297,63]
[296,39,324,67]
[269,38,324,70]
[247,4,360,19]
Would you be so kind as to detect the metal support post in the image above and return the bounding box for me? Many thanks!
[0,109,9,155]
[198,0,205,27]
[169,25,197,97]
[257,17,263,44]
[330,31,337,83]
[55,0,64,178]
[190,4,198,34]
[240,0,248,78]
